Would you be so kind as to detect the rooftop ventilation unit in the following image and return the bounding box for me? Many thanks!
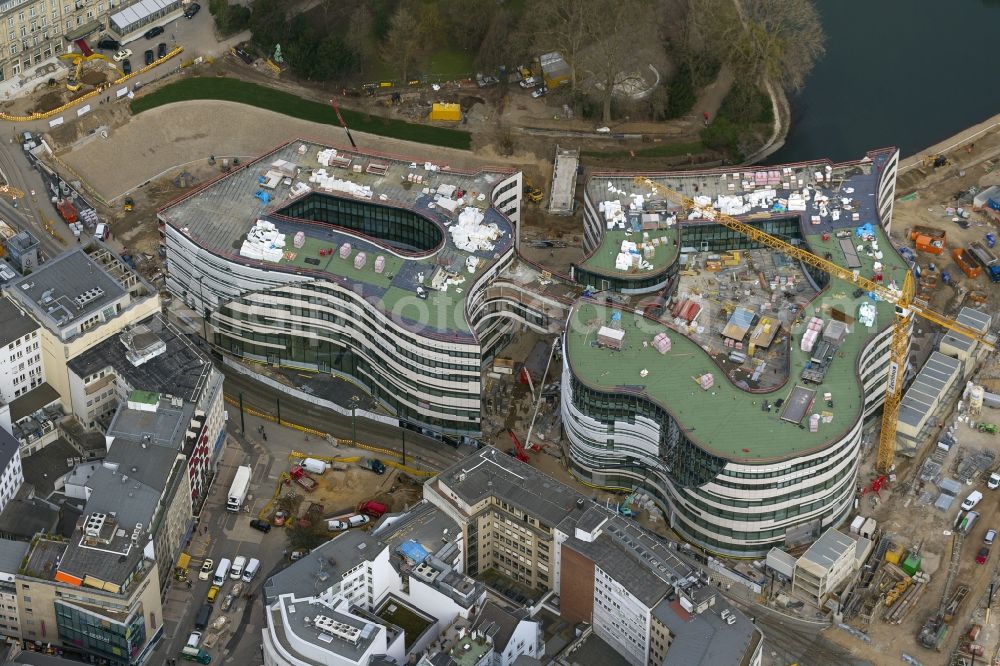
[73,287,106,308]
[84,512,108,537]
[312,615,362,644]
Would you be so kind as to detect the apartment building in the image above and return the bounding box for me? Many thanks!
[0,427,24,514]
[62,392,194,592]
[0,0,180,84]
[0,296,43,404]
[4,248,159,410]
[67,312,226,500]
[0,538,28,638]
[425,448,763,666]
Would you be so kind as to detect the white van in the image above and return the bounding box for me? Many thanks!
[962,490,984,511]
[242,558,260,583]
[231,555,247,580]
[348,514,370,528]
[94,223,108,241]
[213,558,231,586]
[186,631,202,648]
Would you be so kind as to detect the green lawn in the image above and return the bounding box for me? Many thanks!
[582,140,705,160]
[425,48,474,80]
[131,77,472,150]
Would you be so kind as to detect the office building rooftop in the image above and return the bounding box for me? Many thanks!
[68,313,214,404]
[268,593,382,663]
[159,139,517,339]
[7,249,126,333]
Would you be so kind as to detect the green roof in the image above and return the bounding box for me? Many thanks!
[566,222,908,462]
[128,390,160,405]
[580,228,679,275]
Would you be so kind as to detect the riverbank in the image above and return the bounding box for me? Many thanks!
[895,108,1000,195]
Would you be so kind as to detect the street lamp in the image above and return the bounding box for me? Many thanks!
[349,395,360,447]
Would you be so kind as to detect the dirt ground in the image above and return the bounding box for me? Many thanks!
[267,464,422,525]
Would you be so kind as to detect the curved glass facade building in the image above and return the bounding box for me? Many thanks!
[562,149,905,556]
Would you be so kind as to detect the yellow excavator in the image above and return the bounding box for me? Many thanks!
[58,51,112,92]
[637,176,996,474]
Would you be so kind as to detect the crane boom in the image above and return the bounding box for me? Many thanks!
[636,177,995,473]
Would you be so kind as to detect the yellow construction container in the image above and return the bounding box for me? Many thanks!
[722,250,741,267]
[429,103,462,122]
[885,544,905,565]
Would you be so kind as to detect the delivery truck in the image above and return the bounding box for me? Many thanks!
[227,465,252,512]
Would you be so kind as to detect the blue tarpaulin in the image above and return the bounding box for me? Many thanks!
[398,540,429,563]
[855,223,875,238]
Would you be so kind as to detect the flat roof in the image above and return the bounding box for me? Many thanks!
[0,295,38,346]
[6,249,125,332]
[268,593,379,661]
[433,446,589,528]
[159,139,516,340]
[67,313,214,404]
[21,436,79,498]
[941,307,992,353]
[0,537,29,574]
[898,352,962,428]
[105,396,193,448]
[9,382,60,422]
[568,151,909,462]
[548,146,578,215]
[652,595,761,666]
[799,527,856,571]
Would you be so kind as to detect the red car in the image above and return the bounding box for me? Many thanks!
[977,546,990,564]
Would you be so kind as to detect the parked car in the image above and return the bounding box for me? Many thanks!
[144,25,164,39]
[989,472,1000,490]
[97,37,121,51]
[113,48,131,62]
[157,42,167,59]
[122,59,132,75]
[198,559,214,581]
[327,519,348,532]
[977,546,990,565]
[221,594,234,612]
[206,585,220,604]
[987,529,997,545]
[519,76,540,89]
[531,86,548,99]
[184,2,201,18]
[249,519,271,533]
[289,549,308,561]
[144,50,154,66]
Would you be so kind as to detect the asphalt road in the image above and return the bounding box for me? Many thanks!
[0,139,76,259]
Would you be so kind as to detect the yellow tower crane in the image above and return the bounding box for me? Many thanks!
[635,177,996,473]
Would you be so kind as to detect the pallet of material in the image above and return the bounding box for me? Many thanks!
[366,162,389,175]
[328,154,353,168]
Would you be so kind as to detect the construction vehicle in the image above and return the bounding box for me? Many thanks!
[636,177,997,474]
[921,153,948,169]
[952,247,983,279]
[289,465,317,492]
[362,458,386,475]
[506,429,529,462]
[909,225,945,255]
[523,181,543,203]
[357,500,387,518]
[58,46,112,92]
[967,241,1000,283]
[56,199,78,224]
[123,197,134,212]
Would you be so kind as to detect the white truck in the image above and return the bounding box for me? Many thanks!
[227,466,252,512]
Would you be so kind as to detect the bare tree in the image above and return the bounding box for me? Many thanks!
[529,0,597,92]
[345,4,376,77]
[380,4,423,83]
[578,0,660,123]
[691,0,824,92]
[678,0,736,87]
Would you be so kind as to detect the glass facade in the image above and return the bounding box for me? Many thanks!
[55,601,146,665]
[278,194,443,252]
